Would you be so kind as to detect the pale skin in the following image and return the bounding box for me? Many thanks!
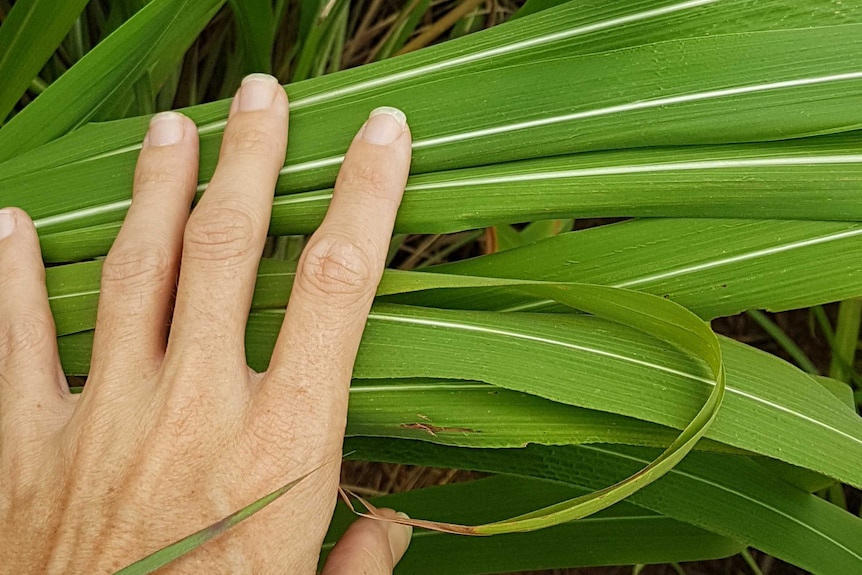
[0,73,413,574]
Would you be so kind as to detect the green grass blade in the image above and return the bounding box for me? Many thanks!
[112,467,316,574]
[44,253,862,486]
[94,1,227,121]
[274,307,862,488]
[41,218,862,331]
[0,0,90,123]
[291,0,349,82]
[54,276,727,535]
[28,134,862,262]
[365,281,724,534]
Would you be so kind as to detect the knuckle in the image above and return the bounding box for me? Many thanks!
[297,233,379,298]
[338,164,390,198]
[183,205,257,262]
[102,243,172,289]
[0,256,45,288]
[134,164,187,190]
[223,125,278,157]
[0,308,52,369]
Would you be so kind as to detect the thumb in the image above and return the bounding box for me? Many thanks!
[322,509,413,575]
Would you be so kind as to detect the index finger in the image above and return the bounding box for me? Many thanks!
[257,107,411,430]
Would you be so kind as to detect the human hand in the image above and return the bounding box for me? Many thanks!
[0,74,413,574]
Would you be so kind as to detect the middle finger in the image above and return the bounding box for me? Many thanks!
[166,74,288,377]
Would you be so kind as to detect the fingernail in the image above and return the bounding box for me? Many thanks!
[0,209,17,240]
[362,106,406,145]
[147,112,184,147]
[387,512,413,561]
[239,73,279,112]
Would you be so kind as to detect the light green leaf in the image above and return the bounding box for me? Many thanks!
[45,255,862,485]
[5,0,862,255]
[264,133,862,235]
[346,378,739,453]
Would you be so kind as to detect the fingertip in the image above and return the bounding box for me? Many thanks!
[388,511,413,563]
[322,509,413,575]
[0,207,40,242]
[232,73,287,116]
[0,208,19,241]
[144,112,187,148]
[360,107,408,146]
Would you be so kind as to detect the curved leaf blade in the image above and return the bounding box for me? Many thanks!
[324,475,744,574]
[345,437,862,575]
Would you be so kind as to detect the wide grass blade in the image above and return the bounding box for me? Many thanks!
[0,0,90,123]
[264,133,862,235]
[345,437,862,575]
[345,378,739,452]
[5,0,862,252]
[43,218,862,332]
[45,251,862,485]
[29,133,862,260]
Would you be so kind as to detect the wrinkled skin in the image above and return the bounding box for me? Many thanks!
[0,74,413,574]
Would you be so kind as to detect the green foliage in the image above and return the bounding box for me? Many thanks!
[2,0,862,573]
[0,0,90,123]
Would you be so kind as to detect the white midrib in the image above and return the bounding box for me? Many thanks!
[362,311,862,450]
[33,152,862,229]
[584,444,862,561]
[85,0,723,165]
[405,155,862,190]
[237,70,862,190]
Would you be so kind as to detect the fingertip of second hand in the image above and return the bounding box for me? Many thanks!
[361,107,408,146]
